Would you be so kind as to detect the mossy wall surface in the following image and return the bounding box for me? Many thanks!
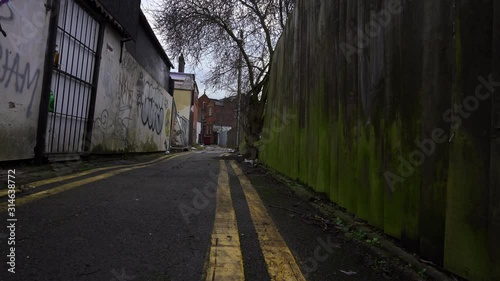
[260,1,499,280]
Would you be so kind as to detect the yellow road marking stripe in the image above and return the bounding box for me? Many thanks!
[0,154,182,212]
[0,189,21,198]
[0,154,177,198]
[205,160,245,281]
[25,154,172,188]
[25,167,126,188]
[230,161,306,281]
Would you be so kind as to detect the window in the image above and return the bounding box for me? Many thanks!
[208,106,213,116]
[204,124,212,136]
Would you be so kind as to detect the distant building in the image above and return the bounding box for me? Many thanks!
[170,55,199,147]
[198,93,237,146]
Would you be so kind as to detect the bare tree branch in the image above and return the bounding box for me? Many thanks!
[154,0,295,157]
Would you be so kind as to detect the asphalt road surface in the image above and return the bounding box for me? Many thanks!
[0,147,418,281]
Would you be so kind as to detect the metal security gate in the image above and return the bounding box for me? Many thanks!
[46,0,100,154]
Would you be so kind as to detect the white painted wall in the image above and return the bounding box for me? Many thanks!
[0,0,51,160]
[91,24,173,153]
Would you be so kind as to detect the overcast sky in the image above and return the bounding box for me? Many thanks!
[140,0,227,100]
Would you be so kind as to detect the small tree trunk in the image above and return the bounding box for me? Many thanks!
[244,132,259,160]
[243,77,269,160]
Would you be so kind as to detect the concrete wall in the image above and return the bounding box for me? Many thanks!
[91,24,172,153]
[0,0,51,160]
[125,14,171,89]
[173,88,193,145]
[172,72,199,146]
[261,0,499,280]
[173,89,191,124]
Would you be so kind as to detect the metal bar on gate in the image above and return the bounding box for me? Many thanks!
[50,0,70,153]
[47,111,87,121]
[74,11,92,152]
[53,68,94,88]
[82,15,98,151]
[66,2,84,153]
[68,4,84,152]
[34,0,61,164]
[60,1,80,153]
[83,22,105,153]
[83,22,100,152]
[56,0,77,153]
[55,27,97,56]
[50,0,69,152]
[82,20,98,153]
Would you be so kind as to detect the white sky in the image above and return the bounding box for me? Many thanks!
[140,0,228,99]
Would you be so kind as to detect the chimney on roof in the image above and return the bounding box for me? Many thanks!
[178,54,185,73]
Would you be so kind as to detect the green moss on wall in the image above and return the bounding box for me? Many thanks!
[259,1,495,280]
[443,18,491,280]
[445,130,490,281]
[92,144,111,153]
[141,136,159,152]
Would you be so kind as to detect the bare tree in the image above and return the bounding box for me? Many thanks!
[154,0,295,158]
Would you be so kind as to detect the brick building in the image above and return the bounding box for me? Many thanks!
[198,93,237,145]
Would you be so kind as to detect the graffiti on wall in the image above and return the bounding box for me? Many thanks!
[92,50,172,152]
[0,0,13,20]
[121,50,138,73]
[0,0,47,52]
[136,72,168,135]
[93,109,136,150]
[164,108,171,150]
[0,0,12,37]
[0,43,41,117]
[118,51,138,113]
[119,72,134,111]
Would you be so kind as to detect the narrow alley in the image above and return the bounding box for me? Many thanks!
[1,0,498,280]
[0,148,425,281]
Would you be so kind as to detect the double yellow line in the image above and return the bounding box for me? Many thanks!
[205,161,245,279]
[0,154,182,213]
[205,160,306,281]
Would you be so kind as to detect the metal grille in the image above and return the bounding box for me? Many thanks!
[46,0,100,154]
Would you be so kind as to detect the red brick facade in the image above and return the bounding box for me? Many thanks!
[198,94,237,145]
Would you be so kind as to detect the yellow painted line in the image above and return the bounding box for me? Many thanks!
[25,154,172,188]
[0,188,22,198]
[21,167,117,188]
[0,153,178,198]
[205,160,245,281]
[0,154,183,212]
[230,161,306,281]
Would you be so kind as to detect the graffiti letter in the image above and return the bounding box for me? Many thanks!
[19,62,40,93]
[2,52,20,88]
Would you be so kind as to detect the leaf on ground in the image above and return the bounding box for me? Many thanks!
[340,270,357,276]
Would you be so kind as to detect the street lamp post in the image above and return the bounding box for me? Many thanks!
[236,30,243,149]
